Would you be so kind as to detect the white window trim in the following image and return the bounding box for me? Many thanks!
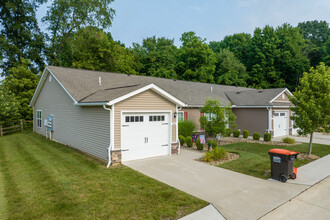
[37,110,42,128]
[178,111,184,122]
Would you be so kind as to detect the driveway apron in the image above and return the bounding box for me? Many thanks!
[125,150,307,220]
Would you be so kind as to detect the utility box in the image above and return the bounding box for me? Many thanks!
[47,115,54,131]
[268,149,299,182]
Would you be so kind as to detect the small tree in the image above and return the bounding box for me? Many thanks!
[289,63,330,155]
[199,98,236,137]
[0,88,21,127]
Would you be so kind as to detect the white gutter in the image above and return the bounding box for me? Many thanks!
[103,104,113,168]
[74,102,108,106]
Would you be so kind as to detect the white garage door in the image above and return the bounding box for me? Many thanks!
[121,112,170,162]
[273,111,288,137]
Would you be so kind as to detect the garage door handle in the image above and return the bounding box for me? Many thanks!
[162,123,168,125]
[122,149,129,152]
[122,125,129,127]
[161,144,168,146]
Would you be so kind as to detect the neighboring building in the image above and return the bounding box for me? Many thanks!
[30,66,296,164]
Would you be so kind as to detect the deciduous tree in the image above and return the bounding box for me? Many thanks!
[2,59,40,120]
[199,98,236,137]
[289,63,330,155]
[0,0,46,75]
[176,32,216,83]
[43,0,115,65]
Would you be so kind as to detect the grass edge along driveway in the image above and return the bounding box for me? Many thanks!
[219,142,330,179]
[0,131,207,219]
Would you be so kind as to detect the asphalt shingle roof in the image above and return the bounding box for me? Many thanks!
[225,88,290,106]
[46,66,291,107]
[47,66,256,106]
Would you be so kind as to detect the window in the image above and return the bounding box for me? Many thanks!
[204,113,217,121]
[149,115,165,122]
[37,110,42,128]
[274,113,279,117]
[178,112,184,122]
[280,113,286,116]
[125,115,143,123]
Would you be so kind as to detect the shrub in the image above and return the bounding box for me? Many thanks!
[264,133,271,142]
[282,137,296,144]
[202,147,228,162]
[196,138,204,150]
[233,129,240,138]
[178,120,196,137]
[178,135,186,146]
[243,130,249,138]
[253,132,260,140]
[222,128,231,137]
[186,136,193,147]
[207,140,218,150]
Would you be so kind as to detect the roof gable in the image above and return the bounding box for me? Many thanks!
[226,88,293,107]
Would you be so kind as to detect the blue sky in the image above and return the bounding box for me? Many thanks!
[35,0,330,47]
[107,0,330,47]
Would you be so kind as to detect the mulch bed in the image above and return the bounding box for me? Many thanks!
[198,152,240,166]
[217,137,301,146]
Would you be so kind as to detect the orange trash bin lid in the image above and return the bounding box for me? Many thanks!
[269,149,299,155]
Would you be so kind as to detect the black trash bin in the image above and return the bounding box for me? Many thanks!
[268,149,299,182]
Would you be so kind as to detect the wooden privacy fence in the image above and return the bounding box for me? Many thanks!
[0,120,33,137]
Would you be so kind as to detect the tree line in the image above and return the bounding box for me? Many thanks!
[0,1,329,125]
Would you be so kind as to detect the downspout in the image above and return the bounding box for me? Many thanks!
[103,105,113,168]
[177,105,182,154]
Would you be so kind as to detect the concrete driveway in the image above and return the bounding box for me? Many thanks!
[125,150,307,220]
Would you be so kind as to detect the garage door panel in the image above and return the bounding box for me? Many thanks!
[121,112,170,162]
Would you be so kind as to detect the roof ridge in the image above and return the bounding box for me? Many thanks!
[47,65,252,90]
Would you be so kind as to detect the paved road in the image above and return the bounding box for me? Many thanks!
[125,150,307,220]
[273,132,330,145]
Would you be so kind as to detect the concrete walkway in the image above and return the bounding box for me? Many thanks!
[180,205,225,220]
[262,176,330,220]
[273,132,330,145]
[125,150,307,220]
[287,154,330,186]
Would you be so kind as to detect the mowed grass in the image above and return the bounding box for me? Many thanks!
[218,142,330,179]
[0,131,207,219]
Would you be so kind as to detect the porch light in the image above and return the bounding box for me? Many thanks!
[173,112,177,118]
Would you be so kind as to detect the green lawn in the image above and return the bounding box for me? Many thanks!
[0,131,207,219]
[218,142,330,179]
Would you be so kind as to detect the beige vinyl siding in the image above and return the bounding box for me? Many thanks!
[274,92,290,102]
[114,90,176,149]
[182,107,202,130]
[34,73,110,161]
[232,108,268,136]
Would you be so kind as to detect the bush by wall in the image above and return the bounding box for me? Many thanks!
[207,140,218,150]
[264,133,271,142]
[253,132,260,140]
[186,136,193,147]
[179,135,186,146]
[243,130,249,138]
[196,138,204,150]
[178,120,196,137]
[233,129,240,138]
[282,137,296,144]
[223,128,231,137]
[202,147,228,162]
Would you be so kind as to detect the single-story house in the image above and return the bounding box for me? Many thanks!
[30,66,297,165]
